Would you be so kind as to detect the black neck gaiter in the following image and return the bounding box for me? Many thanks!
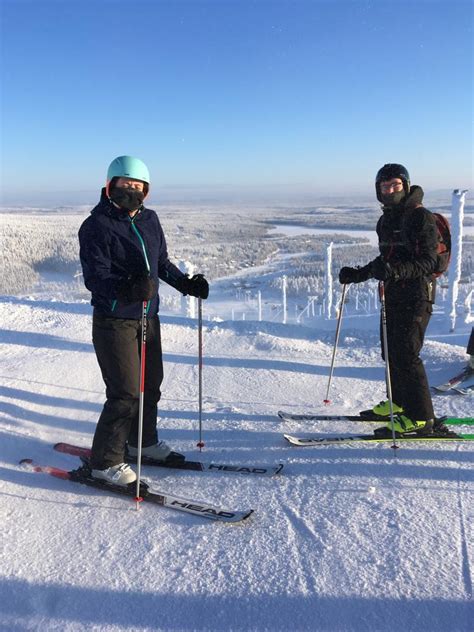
[380,191,406,207]
[109,188,145,211]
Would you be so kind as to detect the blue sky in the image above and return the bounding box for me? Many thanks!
[1,0,472,204]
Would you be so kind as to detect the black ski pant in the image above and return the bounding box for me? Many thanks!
[467,328,474,355]
[90,314,163,469]
[380,301,434,421]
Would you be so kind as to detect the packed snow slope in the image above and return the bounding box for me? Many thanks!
[1,294,473,632]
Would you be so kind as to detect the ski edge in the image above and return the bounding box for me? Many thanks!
[19,459,253,523]
[452,384,474,396]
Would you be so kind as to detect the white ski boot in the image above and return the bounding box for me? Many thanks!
[91,463,137,486]
[128,440,172,462]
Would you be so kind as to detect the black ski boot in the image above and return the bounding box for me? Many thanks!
[416,418,458,437]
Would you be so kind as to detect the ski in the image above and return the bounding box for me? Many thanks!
[432,367,474,392]
[54,442,283,477]
[19,459,253,523]
[277,411,474,426]
[452,383,474,396]
[283,432,474,447]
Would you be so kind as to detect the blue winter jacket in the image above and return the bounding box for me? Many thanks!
[78,189,185,318]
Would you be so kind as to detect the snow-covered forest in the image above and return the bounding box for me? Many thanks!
[1,199,473,631]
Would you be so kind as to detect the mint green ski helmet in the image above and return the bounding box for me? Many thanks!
[106,155,150,196]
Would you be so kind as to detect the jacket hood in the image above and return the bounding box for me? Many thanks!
[404,185,424,209]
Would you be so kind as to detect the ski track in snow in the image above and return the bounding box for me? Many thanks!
[1,290,473,632]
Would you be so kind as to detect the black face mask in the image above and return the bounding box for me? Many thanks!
[109,187,145,211]
[380,190,406,207]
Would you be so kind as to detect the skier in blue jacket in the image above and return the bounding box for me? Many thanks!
[79,156,209,485]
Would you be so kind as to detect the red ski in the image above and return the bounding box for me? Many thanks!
[19,459,253,523]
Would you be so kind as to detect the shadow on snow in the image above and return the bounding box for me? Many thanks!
[1,328,382,380]
[0,576,470,632]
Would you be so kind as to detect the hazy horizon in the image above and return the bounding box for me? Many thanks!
[1,185,472,209]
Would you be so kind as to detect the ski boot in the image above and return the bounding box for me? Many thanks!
[360,400,403,419]
[415,418,458,437]
[90,462,137,486]
[127,441,185,464]
[374,414,426,438]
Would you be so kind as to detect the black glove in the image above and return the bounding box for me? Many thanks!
[338,267,366,284]
[370,257,392,281]
[116,274,157,304]
[178,273,209,299]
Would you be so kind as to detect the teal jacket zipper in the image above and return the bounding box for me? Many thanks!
[130,215,152,314]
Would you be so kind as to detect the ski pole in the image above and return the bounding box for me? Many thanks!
[196,297,204,450]
[135,300,148,508]
[323,283,348,404]
[379,282,398,450]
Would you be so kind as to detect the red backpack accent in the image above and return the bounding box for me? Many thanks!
[431,212,451,277]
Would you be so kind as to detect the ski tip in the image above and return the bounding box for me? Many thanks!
[210,508,255,524]
[53,442,73,451]
[235,509,255,524]
[19,458,33,465]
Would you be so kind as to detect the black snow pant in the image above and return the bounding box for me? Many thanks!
[90,314,164,469]
[381,301,434,421]
[467,328,474,355]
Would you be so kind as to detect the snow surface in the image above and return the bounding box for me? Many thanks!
[1,211,473,631]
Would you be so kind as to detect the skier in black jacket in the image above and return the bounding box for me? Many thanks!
[467,328,474,370]
[338,163,446,436]
[79,156,209,485]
